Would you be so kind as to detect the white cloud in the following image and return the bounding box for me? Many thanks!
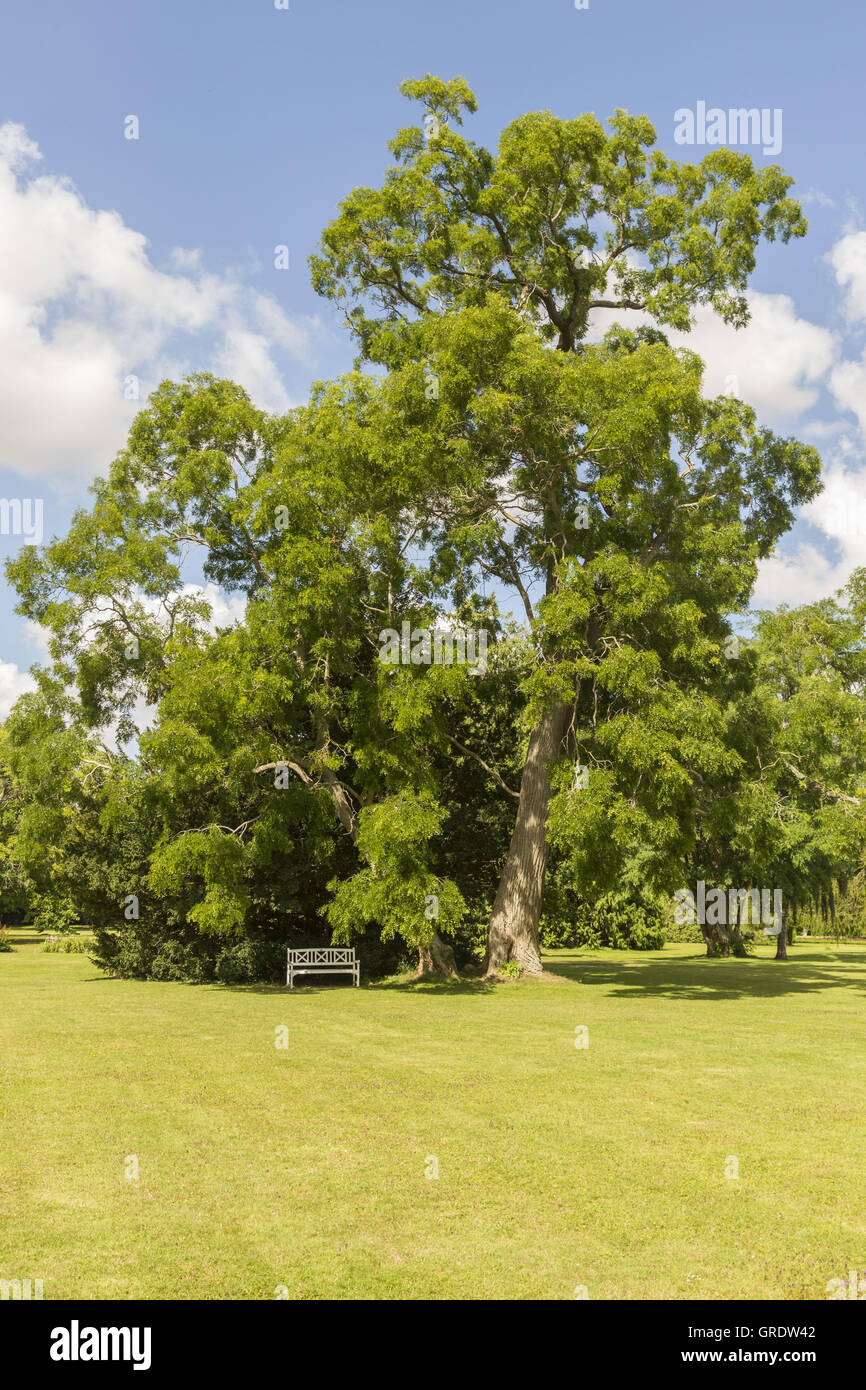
[178,583,247,631]
[0,123,40,173]
[169,246,203,272]
[671,293,837,426]
[823,230,866,437]
[0,122,316,482]
[798,418,850,440]
[829,355,866,436]
[0,658,35,720]
[588,287,837,428]
[215,326,293,415]
[801,188,836,209]
[754,440,866,607]
[826,228,866,323]
[752,542,841,610]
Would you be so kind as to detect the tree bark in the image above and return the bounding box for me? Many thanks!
[731,898,748,958]
[774,900,788,960]
[702,920,732,957]
[417,932,459,979]
[483,699,571,977]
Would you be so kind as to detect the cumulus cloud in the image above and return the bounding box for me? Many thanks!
[0,122,315,482]
[0,658,35,721]
[753,438,866,608]
[173,583,247,631]
[588,285,838,428]
[826,228,866,324]
[669,293,837,427]
[584,251,866,607]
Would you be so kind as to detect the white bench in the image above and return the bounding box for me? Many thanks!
[287,947,360,988]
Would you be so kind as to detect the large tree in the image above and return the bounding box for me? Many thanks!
[5,79,829,978]
[310,75,819,974]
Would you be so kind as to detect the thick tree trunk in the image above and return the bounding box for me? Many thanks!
[417,931,459,978]
[483,699,571,978]
[702,920,732,957]
[774,900,788,960]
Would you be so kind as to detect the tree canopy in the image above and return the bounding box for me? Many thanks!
[2,76,861,981]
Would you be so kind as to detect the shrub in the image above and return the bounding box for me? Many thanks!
[662,905,704,943]
[0,926,14,952]
[89,916,410,985]
[541,893,666,950]
[497,960,522,979]
[41,934,92,953]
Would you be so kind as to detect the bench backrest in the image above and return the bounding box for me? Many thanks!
[287,948,356,965]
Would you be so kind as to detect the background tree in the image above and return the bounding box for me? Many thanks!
[673,575,866,959]
[746,579,866,960]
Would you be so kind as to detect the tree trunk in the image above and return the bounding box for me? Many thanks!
[702,920,732,957]
[417,931,459,978]
[483,699,571,978]
[774,900,788,960]
[731,898,748,957]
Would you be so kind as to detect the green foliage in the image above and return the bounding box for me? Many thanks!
[792,873,866,940]
[41,934,91,954]
[312,75,807,361]
[91,921,406,984]
[0,75,847,982]
[0,926,14,952]
[31,895,79,936]
[541,891,666,950]
[684,575,866,954]
[497,960,522,979]
[325,793,466,952]
[661,911,704,944]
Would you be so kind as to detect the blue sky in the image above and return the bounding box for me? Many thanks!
[1,0,866,713]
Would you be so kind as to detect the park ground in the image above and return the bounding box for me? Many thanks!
[1,933,864,1300]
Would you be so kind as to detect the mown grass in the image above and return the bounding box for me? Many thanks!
[1,936,864,1299]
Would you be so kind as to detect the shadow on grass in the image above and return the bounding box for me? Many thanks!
[74,947,866,1003]
[223,972,497,997]
[546,947,866,1001]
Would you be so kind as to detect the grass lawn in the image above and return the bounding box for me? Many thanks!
[1,935,864,1300]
